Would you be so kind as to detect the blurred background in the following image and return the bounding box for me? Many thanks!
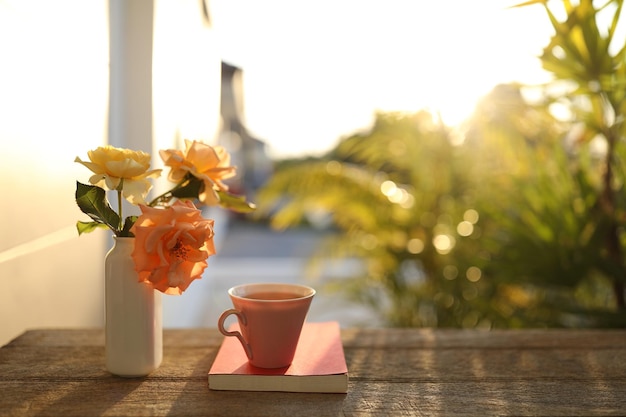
[1,0,625,346]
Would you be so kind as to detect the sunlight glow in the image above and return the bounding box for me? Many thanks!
[433,234,455,255]
[381,180,415,208]
[463,209,480,224]
[210,0,553,158]
[0,0,108,171]
[325,160,342,175]
[380,180,398,197]
[407,238,424,255]
[457,221,474,237]
[466,266,482,283]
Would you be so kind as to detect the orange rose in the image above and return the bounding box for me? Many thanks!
[159,140,236,205]
[130,200,216,295]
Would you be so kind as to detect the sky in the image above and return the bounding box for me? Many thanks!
[209,0,554,158]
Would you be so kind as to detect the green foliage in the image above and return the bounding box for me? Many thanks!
[122,216,138,236]
[75,182,138,237]
[256,0,626,328]
[460,79,626,326]
[216,190,257,213]
[75,164,256,238]
[151,174,257,213]
[529,0,626,310]
[258,112,501,327]
[76,220,108,235]
[75,182,122,236]
[169,175,205,201]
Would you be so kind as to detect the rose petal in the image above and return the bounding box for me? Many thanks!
[130,201,215,294]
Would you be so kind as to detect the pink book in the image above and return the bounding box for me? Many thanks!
[208,321,348,393]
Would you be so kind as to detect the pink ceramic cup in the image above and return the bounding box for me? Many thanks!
[217,283,315,368]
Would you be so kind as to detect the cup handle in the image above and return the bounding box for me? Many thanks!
[218,309,253,360]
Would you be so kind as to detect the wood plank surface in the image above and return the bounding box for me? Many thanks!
[1,328,625,416]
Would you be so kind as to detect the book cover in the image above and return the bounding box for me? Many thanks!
[208,321,348,393]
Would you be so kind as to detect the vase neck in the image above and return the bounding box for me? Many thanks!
[112,236,135,252]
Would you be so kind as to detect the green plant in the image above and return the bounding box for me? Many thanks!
[258,112,501,327]
[514,0,626,309]
[256,0,626,327]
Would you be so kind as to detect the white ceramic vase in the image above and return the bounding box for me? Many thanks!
[105,236,163,377]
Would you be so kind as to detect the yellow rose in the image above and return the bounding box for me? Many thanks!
[159,140,236,205]
[75,146,161,204]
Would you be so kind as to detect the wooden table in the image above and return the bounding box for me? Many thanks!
[1,328,625,416]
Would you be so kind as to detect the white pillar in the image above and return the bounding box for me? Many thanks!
[108,0,154,153]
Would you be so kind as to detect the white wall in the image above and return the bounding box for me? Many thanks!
[0,0,221,346]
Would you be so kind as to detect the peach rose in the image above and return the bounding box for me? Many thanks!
[75,146,161,204]
[130,200,216,295]
[159,140,236,205]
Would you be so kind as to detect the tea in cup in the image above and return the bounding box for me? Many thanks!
[217,283,315,368]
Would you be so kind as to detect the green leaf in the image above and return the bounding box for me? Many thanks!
[75,181,120,233]
[170,176,204,200]
[121,216,137,237]
[217,190,257,213]
[76,221,108,235]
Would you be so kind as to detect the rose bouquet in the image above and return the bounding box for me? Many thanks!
[75,139,255,295]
